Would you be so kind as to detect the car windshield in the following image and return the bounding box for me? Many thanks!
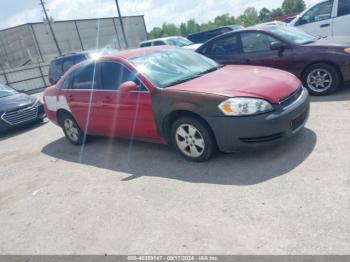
[166,37,193,47]
[267,25,318,45]
[0,84,17,98]
[130,48,219,88]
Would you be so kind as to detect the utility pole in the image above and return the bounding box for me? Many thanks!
[114,0,129,49]
[39,0,62,56]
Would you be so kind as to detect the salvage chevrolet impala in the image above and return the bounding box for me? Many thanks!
[43,47,310,162]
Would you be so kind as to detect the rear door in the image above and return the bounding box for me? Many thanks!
[95,61,158,140]
[294,0,335,37]
[332,0,350,36]
[61,63,103,135]
[199,34,241,64]
[239,31,295,73]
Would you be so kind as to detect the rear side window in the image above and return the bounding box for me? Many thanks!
[71,64,97,90]
[140,42,152,48]
[62,55,86,73]
[100,62,146,91]
[153,41,166,46]
[241,32,276,53]
[338,0,350,17]
[208,35,240,55]
[48,59,63,84]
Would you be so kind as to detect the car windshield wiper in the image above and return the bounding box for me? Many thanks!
[199,65,224,75]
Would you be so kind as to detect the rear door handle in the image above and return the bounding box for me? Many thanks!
[68,95,74,101]
[320,23,330,28]
[102,96,111,103]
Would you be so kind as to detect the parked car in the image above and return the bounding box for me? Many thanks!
[197,24,350,95]
[44,47,309,161]
[139,36,197,49]
[0,84,45,132]
[290,0,350,37]
[48,49,117,85]
[187,25,243,44]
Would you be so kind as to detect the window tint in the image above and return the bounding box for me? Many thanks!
[153,41,166,46]
[241,32,276,53]
[71,64,97,90]
[100,62,146,91]
[338,0,350,17]
[48,59,63,84]
[140,42,152,47]
[209,35,239,55]
[300,0,334,24]
[62,55,86,73]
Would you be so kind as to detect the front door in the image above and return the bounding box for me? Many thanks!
[239,31,295,74]
[95,61,159,140]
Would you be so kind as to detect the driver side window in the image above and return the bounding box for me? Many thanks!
[299,0,334,24]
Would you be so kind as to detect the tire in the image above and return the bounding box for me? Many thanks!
[171,116,216,162]
[59,112,85,146]
[302,63,341,96]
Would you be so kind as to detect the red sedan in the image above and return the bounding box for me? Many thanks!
[43,47,310,162]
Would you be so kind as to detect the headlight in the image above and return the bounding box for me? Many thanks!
[218,98,273,116]
[345,48,350,54]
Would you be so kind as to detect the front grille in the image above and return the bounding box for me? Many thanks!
[280,86,304,109]
[291,109,308,131]
[240,133,284,144]
[1,105,38,126]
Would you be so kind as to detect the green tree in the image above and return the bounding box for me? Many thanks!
[282,0,306,14]
[259,8,272,22]
[186,19,200,34]
[270,8,285,19]
[239,7,259,26]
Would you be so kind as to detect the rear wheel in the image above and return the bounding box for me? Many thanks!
[303,63,341,96]
[59,113,85,145]
[171,117,216,162]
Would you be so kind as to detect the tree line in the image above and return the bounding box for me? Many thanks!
[149,0,306,39]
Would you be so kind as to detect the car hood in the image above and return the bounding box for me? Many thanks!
[183,43,203,50]
[305,37,350,48]
[167,65,301,103]
[0,93,36,113]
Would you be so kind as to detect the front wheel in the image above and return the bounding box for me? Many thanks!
[171,117,216,162]
[303,63,341,96]
[60,113,85,145]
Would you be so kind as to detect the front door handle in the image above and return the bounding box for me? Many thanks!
[320,23,330,28]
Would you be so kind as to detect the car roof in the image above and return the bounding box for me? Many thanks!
[140,36,185,44]
[103,46,172,60]
[187,24,242,36]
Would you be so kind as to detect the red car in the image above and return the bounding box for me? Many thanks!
[43,47,310,162]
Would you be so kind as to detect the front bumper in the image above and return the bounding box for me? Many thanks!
[0,103,46,132]
[207,87,310,153]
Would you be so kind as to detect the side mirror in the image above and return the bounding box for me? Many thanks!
[270,41,287,50]
[119,81,138,92]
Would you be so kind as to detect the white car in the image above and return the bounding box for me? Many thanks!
[139,36,200,49]
[290,0,350,37]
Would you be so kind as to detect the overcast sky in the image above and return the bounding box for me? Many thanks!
[0,0,320,31]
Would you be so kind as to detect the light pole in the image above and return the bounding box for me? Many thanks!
[114,0,129,49]
[40,0,62,56]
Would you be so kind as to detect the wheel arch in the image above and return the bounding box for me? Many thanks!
[301,60,343,82]
[162,110,217,146]
[56,109,73,126]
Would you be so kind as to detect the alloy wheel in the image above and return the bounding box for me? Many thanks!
[175,124,205,158]
[64,118,79,142]
[306,68,333,93]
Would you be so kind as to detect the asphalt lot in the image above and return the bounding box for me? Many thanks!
[0,87,349,255]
